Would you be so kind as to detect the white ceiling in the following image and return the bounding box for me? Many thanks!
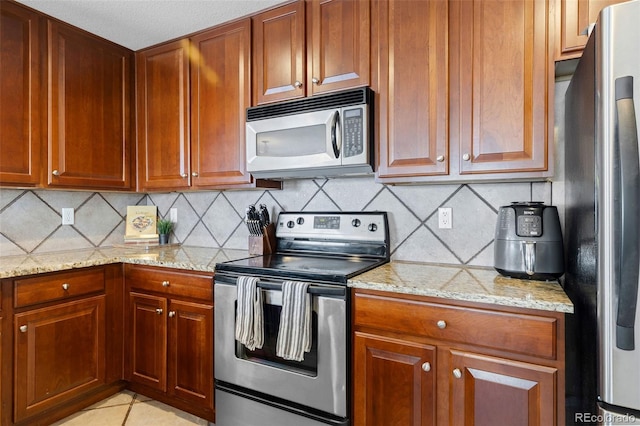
[15,0,285,50]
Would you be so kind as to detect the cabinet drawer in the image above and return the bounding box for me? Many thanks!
[353,292,557,359]
[125,265,213,300]
[14,268,105,308]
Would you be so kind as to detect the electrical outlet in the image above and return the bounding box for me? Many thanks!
[170,208,178,223]
[438,207,452,229]
[61,208,74,225]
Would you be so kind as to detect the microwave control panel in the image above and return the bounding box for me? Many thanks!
[343,107,364,157]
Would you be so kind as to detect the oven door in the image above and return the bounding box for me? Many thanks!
[214,276,347,418]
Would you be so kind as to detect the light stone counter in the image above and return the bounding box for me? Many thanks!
[0,246,253,279]
[348,261,574,314]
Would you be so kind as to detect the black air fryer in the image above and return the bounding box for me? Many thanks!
[494,202,564,280]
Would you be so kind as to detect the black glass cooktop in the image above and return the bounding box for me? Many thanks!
[215,253,384,284]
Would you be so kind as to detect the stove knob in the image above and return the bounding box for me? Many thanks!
[352,218,361,227]
[287,220,295,228]
[297,217,305,225]
[368,223,378,232]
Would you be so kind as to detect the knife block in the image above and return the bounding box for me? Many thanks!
[248,223,276,255]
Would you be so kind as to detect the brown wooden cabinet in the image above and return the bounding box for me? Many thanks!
[376,0,554,183]
[0,1,43,187]
[124,265,214,422]
[252,0,369,105]
[352,289,565,425]
[372,0,449,180]
[137,20,275,191]
[557,0,627,60]
[47,20,134,190]
[7,265,123,425]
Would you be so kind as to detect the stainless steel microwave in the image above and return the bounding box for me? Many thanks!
[246,88,374,180]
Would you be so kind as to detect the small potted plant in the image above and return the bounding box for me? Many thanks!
[157,218,173,245]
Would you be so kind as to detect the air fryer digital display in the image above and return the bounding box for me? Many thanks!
[517,214,542,237]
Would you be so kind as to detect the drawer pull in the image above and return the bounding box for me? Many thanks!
[168,311,176,318]
[421,362,431,372]
[19,325,28,333]
[437,320,447,329]
[453,368,462,379]
[156,308,163,315]
[162,281,170,287]
[62,283,69,291]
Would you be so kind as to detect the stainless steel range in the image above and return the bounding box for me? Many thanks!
[214,211,389,426]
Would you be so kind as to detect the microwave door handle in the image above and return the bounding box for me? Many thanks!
[331,111,341,158]
[615,76,639,351]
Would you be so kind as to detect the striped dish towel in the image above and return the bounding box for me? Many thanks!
[276,281,311,361]
[235,276,264,350]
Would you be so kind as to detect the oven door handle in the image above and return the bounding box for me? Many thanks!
[256,281,345,297]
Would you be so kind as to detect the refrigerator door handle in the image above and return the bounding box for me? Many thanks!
[615,75,640,351]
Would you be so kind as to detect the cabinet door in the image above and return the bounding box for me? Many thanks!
[0,2,42,186]
[558,0,625,59]
[449,349,557,426]
[126,292,167,392]
[450,0,552,175]
[14,296,106,422]
[136,40,190,191]
[190,19,253,187]
[373,0,449,180]
[47,21,133,190]
[307,0,370,96]
[168,299,214,410]
[252,1,306,105]
[353,332,436,426]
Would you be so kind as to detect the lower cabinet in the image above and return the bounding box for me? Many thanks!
[124,265,214,422]
[14,296,106,422]
[6,264,124,425]
[352,289,565,426]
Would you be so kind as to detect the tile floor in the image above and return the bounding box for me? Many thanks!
[51,390,211,425]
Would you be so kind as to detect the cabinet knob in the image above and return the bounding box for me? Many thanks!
[168,311,176,318]
[192,172,199,177]
[52,170,60,176]
[62,283,69,291]
[453,368,462,379]
[421,362,431,372]
[19,325,28,333]
[181,173,188,178]
[462,153,471,161]
[294,80,302,88]
[311,77,320,85]
[156,308,163,315]
[436,155,445,162]
[162,280,170,287]
[437,320,447,329]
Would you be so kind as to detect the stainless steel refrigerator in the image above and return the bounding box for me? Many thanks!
[564,0,640,423]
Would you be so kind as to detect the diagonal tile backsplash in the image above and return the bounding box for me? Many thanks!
[0,178,557,268]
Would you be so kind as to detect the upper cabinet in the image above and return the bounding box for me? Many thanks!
[373,0,449,180]
[0,1,43,187]
[1,1,134,190]
[377,0,554,183]
[47,21,134,190]
[252,0,370,105]
[136,40,190,191]
[450,0,552,176]
[137,19,276,191]
[557,0,627,60]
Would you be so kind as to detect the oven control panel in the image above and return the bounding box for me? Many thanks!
[276,212,388,242]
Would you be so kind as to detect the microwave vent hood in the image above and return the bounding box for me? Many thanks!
[246,88,375,180]
[247,87,373,121]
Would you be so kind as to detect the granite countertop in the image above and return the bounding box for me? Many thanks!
[0,248,573,314]
[0,246,252,279]
[348,261,574,313]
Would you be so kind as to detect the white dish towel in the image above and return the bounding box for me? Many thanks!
[276,281,311,361]
[235,276,264,350]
